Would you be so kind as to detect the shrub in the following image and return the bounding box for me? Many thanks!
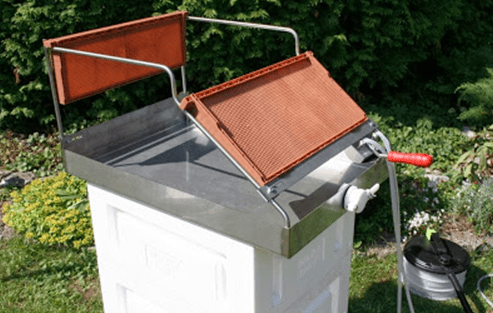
[0,131,64,177]
[355,174,448,243]
[1,0,473,132]
[452,178,493,234]
[426,0,493,104]
[453,124,493,183]
[368,112,468,172]
[2,172,93,249]
[456,68,493,125]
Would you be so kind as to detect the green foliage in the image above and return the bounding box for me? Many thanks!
[452,178,493,234]
[356,174,447,243]
[1,0,483,132]
[426,0,493,101]
[0,130,63,177]
[453,124,493,183]
[456,69,493,124]
[2,172,93,249]
[172,0,463,94]
[368,111,468,172]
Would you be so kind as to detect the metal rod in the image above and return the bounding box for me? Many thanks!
[183,111,260,189]
[51,47,180,105]
[183,110,291,228]
[181,66,187,94]
[188,16,300,56]
[43,45,65,141]
[269,198,291,228]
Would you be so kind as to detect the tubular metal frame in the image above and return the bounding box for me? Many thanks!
[187,16,300,56]
[43,16,299,228]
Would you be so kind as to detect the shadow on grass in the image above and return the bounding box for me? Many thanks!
[349,264,491,313]
[0,236,98,284]
[0,262,84,283]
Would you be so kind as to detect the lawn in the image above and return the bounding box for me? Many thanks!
[0,236,103,312]
[350,250,493,313]
[0,234,492,312]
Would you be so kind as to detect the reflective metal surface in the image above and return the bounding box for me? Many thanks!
[65,98,387,257]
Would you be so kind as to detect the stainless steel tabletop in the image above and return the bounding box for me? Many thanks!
[64,98,387,257]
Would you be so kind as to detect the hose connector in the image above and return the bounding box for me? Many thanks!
[343,183,380,213]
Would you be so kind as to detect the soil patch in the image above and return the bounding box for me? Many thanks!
[440,214,493,251]
[362,214,493,258]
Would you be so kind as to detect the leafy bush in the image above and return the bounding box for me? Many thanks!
[452,178,493,234]
[355,174,448,243]
[456,68,493,125]
[0,130,63,177]
[453,124,493,183]
[1,0,480,132]
[426,0,493,104]
[368,112,468,172]
[2,172,93,249]
[175,0,464,94]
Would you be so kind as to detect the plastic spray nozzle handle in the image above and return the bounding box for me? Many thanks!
[387,151,433,167]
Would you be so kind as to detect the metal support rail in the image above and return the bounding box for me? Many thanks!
[44,45,291,228]
[48,46,181,105]
[188,16,300,56]
[44,46,65,141]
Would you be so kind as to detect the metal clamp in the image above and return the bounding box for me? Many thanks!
[360,137,388,158]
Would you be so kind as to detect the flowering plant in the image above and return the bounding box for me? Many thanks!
[403,179,445,237]
[453,178,493,234]
[2,172,93,248]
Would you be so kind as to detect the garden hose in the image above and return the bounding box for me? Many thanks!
[429,233,473,313]
[478,274,493,308]
[364,132,417,313]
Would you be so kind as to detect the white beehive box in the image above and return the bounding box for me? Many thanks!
[88,183,355,313]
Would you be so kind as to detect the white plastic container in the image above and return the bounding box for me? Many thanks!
[88,183,355,313]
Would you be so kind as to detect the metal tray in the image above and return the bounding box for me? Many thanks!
[64,98,387,257]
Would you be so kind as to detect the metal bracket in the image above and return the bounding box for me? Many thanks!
[259,120,379,199]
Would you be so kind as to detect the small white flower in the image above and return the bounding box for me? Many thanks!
[423,197,430,203]
[427,181,437,189]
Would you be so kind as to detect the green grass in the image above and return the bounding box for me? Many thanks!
[349,249,493,313]
[0,235,103,312]
[1,233,491,312]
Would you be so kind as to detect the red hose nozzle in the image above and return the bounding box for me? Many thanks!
[387,151,433,167]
